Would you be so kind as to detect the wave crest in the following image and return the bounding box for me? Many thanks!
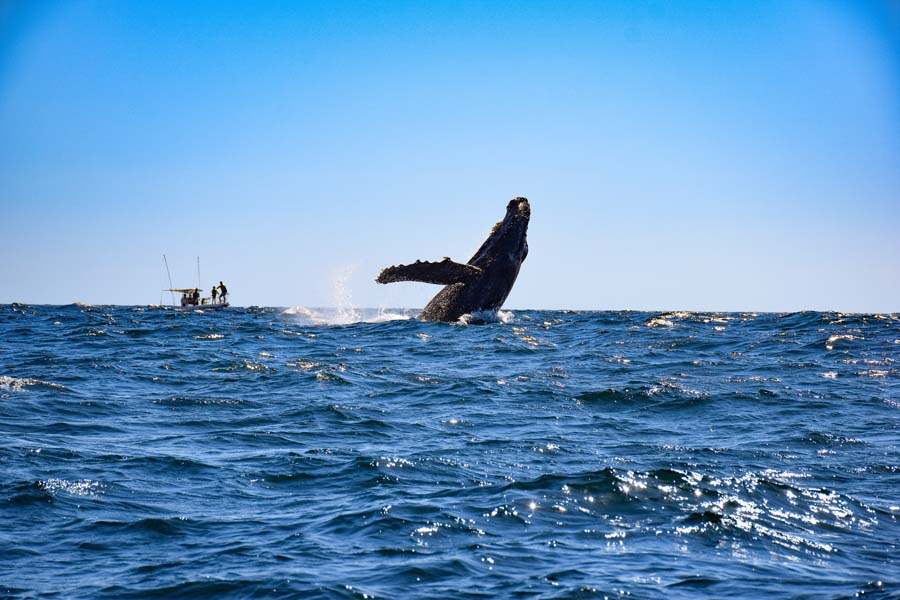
[458,310,514,325]
[0,376,70,393]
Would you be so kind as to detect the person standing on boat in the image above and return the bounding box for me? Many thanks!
[211,285,218,304]
[218,281,228,304]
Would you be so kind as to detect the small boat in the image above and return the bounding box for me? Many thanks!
[166,288,230,311]
[160,256,230,311]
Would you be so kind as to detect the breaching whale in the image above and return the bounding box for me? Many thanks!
[376,197,530,322]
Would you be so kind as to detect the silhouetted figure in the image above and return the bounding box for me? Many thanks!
[193,289,200,305]
[211,286,218,303]
[218,281,228,304]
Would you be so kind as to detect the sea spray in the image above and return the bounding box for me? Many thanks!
[458,309,515,325]
[332,267,361,325]
[283,268,410,325]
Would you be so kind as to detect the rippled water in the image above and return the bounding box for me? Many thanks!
[1,304,898,599]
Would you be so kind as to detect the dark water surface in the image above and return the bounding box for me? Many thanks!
[1,304,898,599]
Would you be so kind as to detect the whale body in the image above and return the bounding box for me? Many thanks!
[376,198,530,322]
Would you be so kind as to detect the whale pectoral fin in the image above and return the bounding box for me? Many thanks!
[376,258,482,285]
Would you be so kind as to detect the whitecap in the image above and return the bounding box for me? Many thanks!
[646,318,675,328]
[826,334,860,350]
[368,310,411,323]
[662,311,691,319]
[0,376,69,393]
[858,370,889,378]
[458,310,514,325]
[286,359,323,371]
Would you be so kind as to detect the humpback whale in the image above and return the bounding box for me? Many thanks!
[376,197,530,322]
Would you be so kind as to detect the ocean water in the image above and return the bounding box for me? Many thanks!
[1,304,898,599]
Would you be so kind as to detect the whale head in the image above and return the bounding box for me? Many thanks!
[471,197,530,268]
[504,196,530,258]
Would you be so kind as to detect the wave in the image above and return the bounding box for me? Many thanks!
[0,375,70,393]
[3,306,899,598]
[458,310,514,325]
[825,334,861,351]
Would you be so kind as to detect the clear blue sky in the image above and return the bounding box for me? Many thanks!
[1,1,898,311]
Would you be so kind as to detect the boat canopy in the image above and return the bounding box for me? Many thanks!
[166,288,202,293]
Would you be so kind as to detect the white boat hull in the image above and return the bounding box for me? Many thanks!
[171,302,230,311]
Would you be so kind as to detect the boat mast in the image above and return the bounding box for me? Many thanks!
[196,256,202,292]
[163,254,175,305]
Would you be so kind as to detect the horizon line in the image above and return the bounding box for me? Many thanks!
[1,302,897,316]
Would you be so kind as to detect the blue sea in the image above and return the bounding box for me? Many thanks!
[1,304,898,599]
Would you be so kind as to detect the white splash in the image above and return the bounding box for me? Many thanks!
[458,310,514,325]
[370,308,412,323]
[283,268,411,325]
[283,306,411,326]
[333,267,362,324]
